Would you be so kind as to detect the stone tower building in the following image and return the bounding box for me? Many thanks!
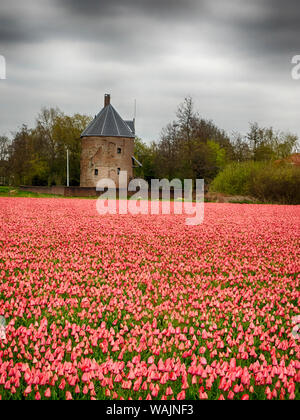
[80,94,137,188]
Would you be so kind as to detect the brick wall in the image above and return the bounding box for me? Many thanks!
[80,136,134,188]
[20,186,65,195]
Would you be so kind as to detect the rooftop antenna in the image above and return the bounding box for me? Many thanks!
[133,99,137,130]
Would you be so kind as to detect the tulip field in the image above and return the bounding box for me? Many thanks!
[0,197,299,400]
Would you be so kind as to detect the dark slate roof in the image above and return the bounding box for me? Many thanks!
[125,120,135,134]
[81,104,135,138]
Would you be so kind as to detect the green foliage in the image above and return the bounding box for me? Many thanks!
[249,164,300,204]
[0,186,98,199]
[151,97,233,183]
[6,108,92,187]
[0,136,10,185]
[1,98,299,191]
[138,99,298,185]
[207,140,226,169]
[134,138,156,181]
[210,161,255,196]
[211,161,300,204]
[246,122,298,161]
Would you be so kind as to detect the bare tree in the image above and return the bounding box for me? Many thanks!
[0,136,10,161]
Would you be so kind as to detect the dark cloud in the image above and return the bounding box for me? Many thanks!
[59,0,200,17]
[226,0,300,55]
[0,16,33,44]
[0,0,299,140]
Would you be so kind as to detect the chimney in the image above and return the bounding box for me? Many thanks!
[104,94,111,107]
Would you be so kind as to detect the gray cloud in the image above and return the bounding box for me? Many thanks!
[60,0,200,17]
[0,0,299,141]
[0,16,33,44]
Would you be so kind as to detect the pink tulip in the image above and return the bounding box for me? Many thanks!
[0,198,298,401]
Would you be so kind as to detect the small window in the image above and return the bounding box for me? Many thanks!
[95,169,98,176]
[117,168,121,175]
[117,148,122,154]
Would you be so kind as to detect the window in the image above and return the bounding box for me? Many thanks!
[117,168,121,175]
[95,169,98,176]
[117,148,122,154]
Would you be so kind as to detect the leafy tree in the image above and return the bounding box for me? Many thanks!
[231,132,252,162]
[7,107,91,186]
[134,138,156,182]
[2,99,299,190]
[0,136,10,184]
[52,113,91,185]
[153,97,232,183]
[245,123,298,161]
[0,136,10,161]
[8,125,34,185]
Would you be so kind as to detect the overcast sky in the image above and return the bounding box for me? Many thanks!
[0,0,299,142]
